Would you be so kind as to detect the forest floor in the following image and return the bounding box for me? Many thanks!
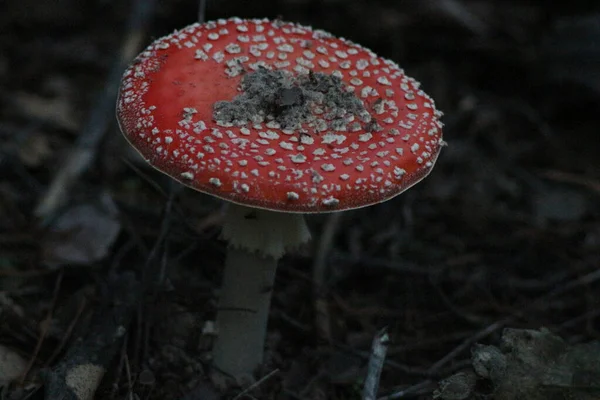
[1,0,599,399]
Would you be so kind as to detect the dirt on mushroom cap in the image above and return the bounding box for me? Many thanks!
[213,68,370,132]
[117,18,444,213]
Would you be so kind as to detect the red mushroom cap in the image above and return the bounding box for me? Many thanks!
[117,18,444,213]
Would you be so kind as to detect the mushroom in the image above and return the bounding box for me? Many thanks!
[116,18,444,379]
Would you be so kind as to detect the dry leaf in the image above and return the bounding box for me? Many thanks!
[42,192,121,267]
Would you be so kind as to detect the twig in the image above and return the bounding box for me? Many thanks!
[431,0,488,35]
[198,0,207,23]
[44,296,88,367]
[333,342,429,376]
[312,212,343,344]
[133,182,179,368]
[20,269,64,384]
[540,169,600,196]
[363,328,390,400]
[232,369,280,400]
[144,181,179,280]
[124,353,134,399]
[377,380,435,400]
[108,336,129,399]
[42,272,141,400]
[35,0,157,219]
[426,266,600,377]
[426,320,505,376]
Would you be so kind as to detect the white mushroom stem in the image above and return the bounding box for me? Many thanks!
[213,203,311,378]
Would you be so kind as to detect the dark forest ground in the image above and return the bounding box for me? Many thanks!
[1,0,599,399]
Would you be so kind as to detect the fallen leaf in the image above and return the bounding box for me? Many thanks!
[42,192,121,267]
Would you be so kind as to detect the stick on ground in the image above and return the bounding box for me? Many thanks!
[363,327,390,400]
[42,272,141,400]
[35,0,157,219]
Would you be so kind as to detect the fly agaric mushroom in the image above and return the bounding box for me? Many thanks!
[117,18,444,379]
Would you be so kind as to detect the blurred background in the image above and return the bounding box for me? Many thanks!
[0,0,599,399]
